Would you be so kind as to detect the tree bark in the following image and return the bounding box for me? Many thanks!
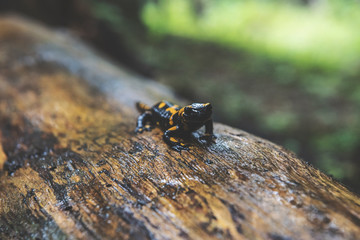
[0,16,359,240]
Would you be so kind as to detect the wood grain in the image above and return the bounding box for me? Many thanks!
[0,16,359,240]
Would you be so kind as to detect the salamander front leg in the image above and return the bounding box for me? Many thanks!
[163,126,189,152]
[200,119,217,143]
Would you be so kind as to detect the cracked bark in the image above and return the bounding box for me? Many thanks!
[0,16,359,240]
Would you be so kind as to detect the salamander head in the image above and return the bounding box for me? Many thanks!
[182,103,212,123]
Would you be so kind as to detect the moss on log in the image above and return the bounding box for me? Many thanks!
[0,16,359,240]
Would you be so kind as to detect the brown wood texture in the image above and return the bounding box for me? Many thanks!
[0,16,359,240]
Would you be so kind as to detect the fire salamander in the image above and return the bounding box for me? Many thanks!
[135,101,216,151]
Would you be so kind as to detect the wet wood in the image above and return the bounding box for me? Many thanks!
[0,16,359,240]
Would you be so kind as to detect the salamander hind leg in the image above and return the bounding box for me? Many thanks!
[136,112,153,133]
[163,126,189,152]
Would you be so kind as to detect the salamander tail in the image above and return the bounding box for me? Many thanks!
[136,102,151,113]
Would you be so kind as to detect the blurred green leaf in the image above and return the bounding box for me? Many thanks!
[91,1,123,28]
[142,0,360,72]
[317,155,356,180]
[263,111,297,132]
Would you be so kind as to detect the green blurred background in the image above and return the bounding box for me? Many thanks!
[1,0,359,193]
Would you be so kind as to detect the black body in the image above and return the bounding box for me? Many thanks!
[135,101,216,151]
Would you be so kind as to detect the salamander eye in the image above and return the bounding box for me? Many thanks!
[184,107,196,116]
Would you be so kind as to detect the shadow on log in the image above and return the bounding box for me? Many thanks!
[0,16,359,240]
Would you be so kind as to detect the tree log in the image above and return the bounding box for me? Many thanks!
[0,16,359,240]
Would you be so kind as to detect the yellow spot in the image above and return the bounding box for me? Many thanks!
[166,107,177,115]
[204,103,210,106]
[159,102,166,108]
[156,122,160,125]
[178,108,185,116]
[168,126,177,131]
[145,124,151,128]
[180,143,185,146]
[170,137,178,142]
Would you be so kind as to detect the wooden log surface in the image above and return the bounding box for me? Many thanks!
[0,16,359,240]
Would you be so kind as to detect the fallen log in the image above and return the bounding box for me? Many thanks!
[0,16,359,240]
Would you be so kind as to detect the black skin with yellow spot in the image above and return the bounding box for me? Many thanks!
[135,101,216,151]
